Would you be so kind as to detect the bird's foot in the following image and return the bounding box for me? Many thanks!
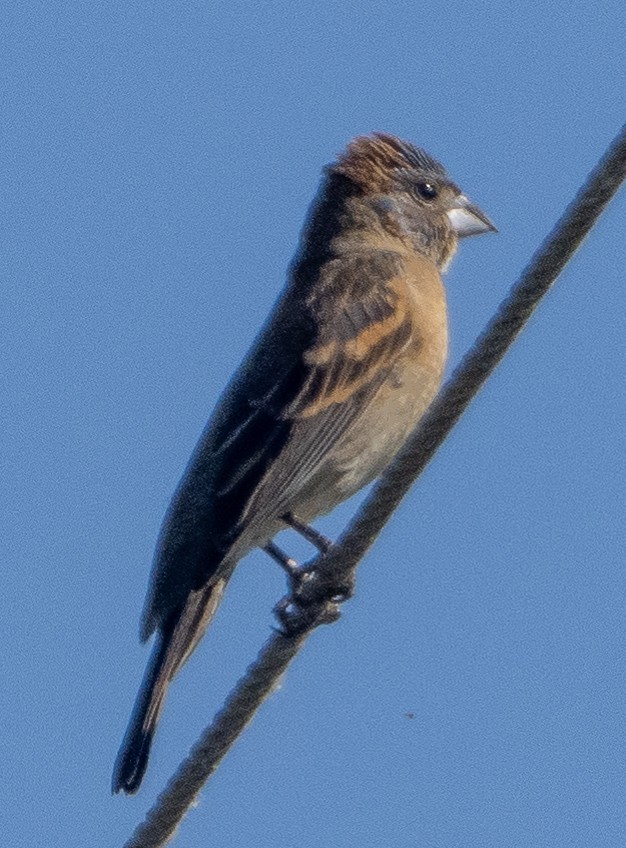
[271,556,355,637]
[264,517,354,636]
[273,593,342,636]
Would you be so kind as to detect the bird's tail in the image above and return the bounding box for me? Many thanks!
[112,577,228,794]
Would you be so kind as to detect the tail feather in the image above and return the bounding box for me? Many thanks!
[111,628,171,794]
[112,578,228,794]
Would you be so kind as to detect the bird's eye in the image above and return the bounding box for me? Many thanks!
[416,182,438,201]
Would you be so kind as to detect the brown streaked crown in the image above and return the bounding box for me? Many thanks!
[333,133,447,192]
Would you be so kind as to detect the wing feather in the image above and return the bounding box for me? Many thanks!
[144,248,435,630]
[224,250,420,532]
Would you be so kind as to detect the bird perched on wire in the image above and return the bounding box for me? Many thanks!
[112,132,496,794]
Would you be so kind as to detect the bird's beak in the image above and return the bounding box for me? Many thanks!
[447,195,497,238]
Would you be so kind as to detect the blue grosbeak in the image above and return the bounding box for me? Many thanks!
[113,133,496,793]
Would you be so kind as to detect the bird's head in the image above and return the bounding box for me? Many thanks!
[333,133,496,268]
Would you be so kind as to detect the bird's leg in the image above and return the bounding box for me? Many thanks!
[263,512,331,588]
[263,541,300,580]
[263,539,317,596]
[268,514,355,636]
[278,512,354,602]
[278,512,333,603]
[264,541,324,636]
[282,512,332,553]
[286,512,355,596]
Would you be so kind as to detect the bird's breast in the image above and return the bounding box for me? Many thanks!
[330,345,446,496]
[333,251,448,490]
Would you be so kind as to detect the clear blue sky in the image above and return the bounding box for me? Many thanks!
[2,3,625,846]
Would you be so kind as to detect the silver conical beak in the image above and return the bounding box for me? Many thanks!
[447,194,497,238]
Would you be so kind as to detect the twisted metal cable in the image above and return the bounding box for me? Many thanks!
[122,122,626,848]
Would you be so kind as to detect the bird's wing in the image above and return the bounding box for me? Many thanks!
[143,248,437,636]
[213,248,426,535]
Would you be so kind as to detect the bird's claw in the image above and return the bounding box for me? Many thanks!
[273,565,354,636]
[295,568,355,605]
[273,595,342,637]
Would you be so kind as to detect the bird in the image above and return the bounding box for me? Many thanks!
[112,132,496,794]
